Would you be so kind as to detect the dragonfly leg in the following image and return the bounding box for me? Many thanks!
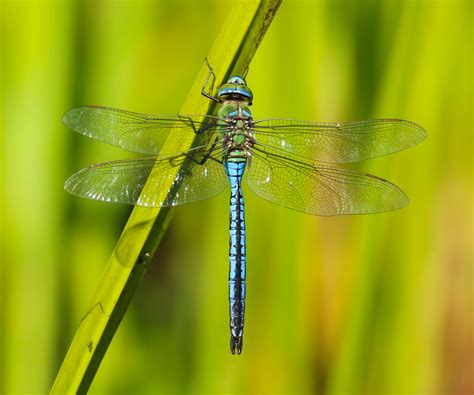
[178,113,220,135]
[179,115,220,136]
[177,115,200,134]
[181,136,222,167]
[242,65,249,79]
[201,58,221,103]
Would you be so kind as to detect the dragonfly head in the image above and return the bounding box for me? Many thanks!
[218,76,253,104]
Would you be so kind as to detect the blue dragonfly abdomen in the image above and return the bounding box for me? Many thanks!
[225,160,247,354]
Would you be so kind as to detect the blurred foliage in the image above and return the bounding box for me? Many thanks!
[1,0,472,394]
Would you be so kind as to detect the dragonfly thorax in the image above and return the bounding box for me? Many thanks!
[217,101,255,161]
[224,117,255,160]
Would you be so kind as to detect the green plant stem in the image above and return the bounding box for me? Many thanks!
[50,0,282,393]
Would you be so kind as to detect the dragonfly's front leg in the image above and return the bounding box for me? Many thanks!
[200,58,221,103]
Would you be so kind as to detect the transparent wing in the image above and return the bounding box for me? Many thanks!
[246,147,408,216]
[63,106,221,155]
[251,118,427,163]
[65,149,228,207]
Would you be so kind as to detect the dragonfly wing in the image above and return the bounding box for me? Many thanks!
[65,151,228,207]
[63,106,221,155]
[252,118,427,163]
[246,148,408,216]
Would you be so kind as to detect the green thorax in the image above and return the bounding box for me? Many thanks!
[217,101,253,162]
[214,75,254,162]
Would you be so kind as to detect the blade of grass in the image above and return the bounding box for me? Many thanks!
[50,0,282,392]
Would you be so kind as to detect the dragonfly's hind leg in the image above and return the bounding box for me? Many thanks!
[201,58,221,103]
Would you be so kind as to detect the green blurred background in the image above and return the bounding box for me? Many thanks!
[1,0,472,393]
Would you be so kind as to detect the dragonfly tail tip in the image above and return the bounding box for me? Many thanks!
[230,335,243,355]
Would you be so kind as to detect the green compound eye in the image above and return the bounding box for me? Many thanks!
[228,76,246,85]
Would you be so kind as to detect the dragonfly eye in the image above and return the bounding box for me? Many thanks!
[228,76,246,85]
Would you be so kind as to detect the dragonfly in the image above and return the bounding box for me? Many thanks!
[63,63,426,355]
